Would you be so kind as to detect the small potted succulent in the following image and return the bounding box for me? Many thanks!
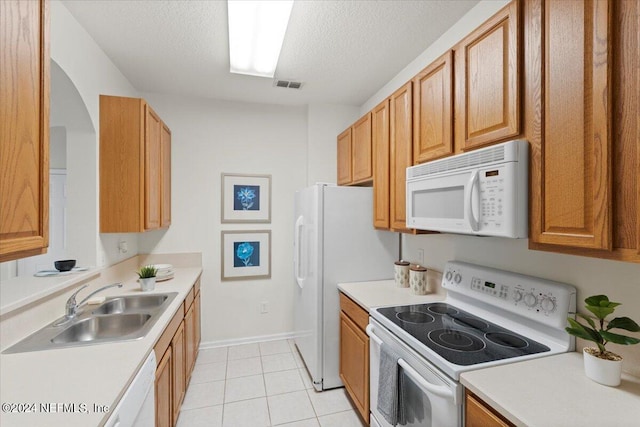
[566,295,640,386]
[136,265,158,292]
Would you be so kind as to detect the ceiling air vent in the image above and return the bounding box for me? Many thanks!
[274,79,303,90]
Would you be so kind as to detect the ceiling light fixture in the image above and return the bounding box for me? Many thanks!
[227,0,294,78]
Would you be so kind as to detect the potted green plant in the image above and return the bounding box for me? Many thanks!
[136,265,158,292]
[566,295,640,386]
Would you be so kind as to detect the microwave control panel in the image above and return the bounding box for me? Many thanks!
[479,168,505,226]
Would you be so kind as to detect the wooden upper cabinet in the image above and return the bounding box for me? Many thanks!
[337,128,353,185]
[526,0,640,262]
[352,113,373,183]
[529,0,612,250]
[372,99,391,229]
[145,106,162,230]
[337,113,373,186]
[455,0,520,151]
[390,82,413,231]
[0,0,50,262]
[413,50,454,164]
[100,95,171,233]
[161,123,172,228]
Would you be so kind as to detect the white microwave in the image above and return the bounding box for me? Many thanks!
[406,140,528,238]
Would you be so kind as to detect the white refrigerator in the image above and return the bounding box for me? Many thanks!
[293,184,399,391]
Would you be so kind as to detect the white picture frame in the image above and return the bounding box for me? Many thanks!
[221,173,271,223]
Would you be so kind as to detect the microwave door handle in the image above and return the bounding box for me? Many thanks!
[367,324,456,403]
[294,216,304,289]
[465,171,480,231]
[397,358,456,402]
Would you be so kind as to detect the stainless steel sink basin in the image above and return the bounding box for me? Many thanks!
[92,295,170,315]
[51,313,152,344]
[2,292,178,354]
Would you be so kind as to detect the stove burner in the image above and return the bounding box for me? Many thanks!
[485,332,529,349]
[427,303,459,316]
[429,329,485,352]
[452,315,489,331]
[396,311,435,324]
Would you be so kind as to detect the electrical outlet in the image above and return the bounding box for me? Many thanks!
[260,301,268,314]
[417,249,425,266]
[118,240,128,254]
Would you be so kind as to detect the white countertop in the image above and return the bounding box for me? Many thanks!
[337,277,445,312]
[460,352,640,427]
[0,267,202,427]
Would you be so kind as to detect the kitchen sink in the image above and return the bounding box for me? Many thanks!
[92,294,170,315]
[2,292,178,354]
[51,313,152,344]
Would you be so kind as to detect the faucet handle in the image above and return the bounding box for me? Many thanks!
[68,284,89,304]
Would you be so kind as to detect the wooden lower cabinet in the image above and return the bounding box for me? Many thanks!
[465,390,514,427]
[155,346,173,427]
[171,321,186,425]
[339,293,370,424]
[154,278,202,427]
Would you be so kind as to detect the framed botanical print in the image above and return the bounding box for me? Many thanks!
[221,173,271,223]
[221,230,271,281]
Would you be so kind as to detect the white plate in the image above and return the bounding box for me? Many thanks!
[151,264,173,270]
[156,273,174,282]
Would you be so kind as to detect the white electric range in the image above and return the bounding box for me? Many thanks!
[367,261,576,427]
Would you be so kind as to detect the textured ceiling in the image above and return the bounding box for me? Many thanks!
[62,0,479,106]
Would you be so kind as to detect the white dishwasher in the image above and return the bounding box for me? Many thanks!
[105,352,156,427]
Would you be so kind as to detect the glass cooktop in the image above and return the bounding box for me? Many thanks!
[375,302,550,366]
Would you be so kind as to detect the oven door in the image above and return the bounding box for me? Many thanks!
[367,319,462,427]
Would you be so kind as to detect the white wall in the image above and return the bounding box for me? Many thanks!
[49,0,141,267]
[306,104,360,186]
[49,127,67,169]
[138,93,308,344]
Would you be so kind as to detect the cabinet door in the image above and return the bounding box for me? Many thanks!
[0,0,50,262]
[372,99,391,229]
[339,312,369,422]
[145,105,162,230]
[455,0,520,150]
[530,0,612,250]
[172,321,186,425]
[160,123,171,228]
[413,50,454,163]
[390,82,413,231]
[465,391,514,427]
[185,303,196,380]
[352,113,373,183]
[337,128,353,185]
[194,291,201,353]
[155,346,173,427]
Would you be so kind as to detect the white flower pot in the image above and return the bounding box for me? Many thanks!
[140,277,156,292]
[583,348,623,387]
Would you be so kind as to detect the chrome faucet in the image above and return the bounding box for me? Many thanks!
[57,282,123,325]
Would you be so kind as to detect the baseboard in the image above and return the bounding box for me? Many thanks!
[199,331,296,350]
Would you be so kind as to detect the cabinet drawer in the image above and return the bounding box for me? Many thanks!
[339,293,368,331]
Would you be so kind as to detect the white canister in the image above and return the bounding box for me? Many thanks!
[409,266,428,295]
[394,261,410,288]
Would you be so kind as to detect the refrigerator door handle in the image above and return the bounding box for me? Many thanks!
[294,215,304,288]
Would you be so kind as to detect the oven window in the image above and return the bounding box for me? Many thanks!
[412,186,464,219]
[398,369,432,427]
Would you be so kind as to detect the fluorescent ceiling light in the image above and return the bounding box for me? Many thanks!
[228,0,294,78]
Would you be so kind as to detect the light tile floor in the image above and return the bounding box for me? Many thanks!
[177,340,367,427]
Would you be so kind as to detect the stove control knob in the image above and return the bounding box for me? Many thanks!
[540,297,557,312]
[524,293,538,308]
[454,273,462,284]
[514,290,523,302]
[445,271,453,281]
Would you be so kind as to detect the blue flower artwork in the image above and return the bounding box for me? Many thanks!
[234,185,260,211]
[234,241,260,267]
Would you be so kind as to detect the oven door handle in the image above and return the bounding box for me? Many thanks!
[397,358,456,402]
[367,324,457,403]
